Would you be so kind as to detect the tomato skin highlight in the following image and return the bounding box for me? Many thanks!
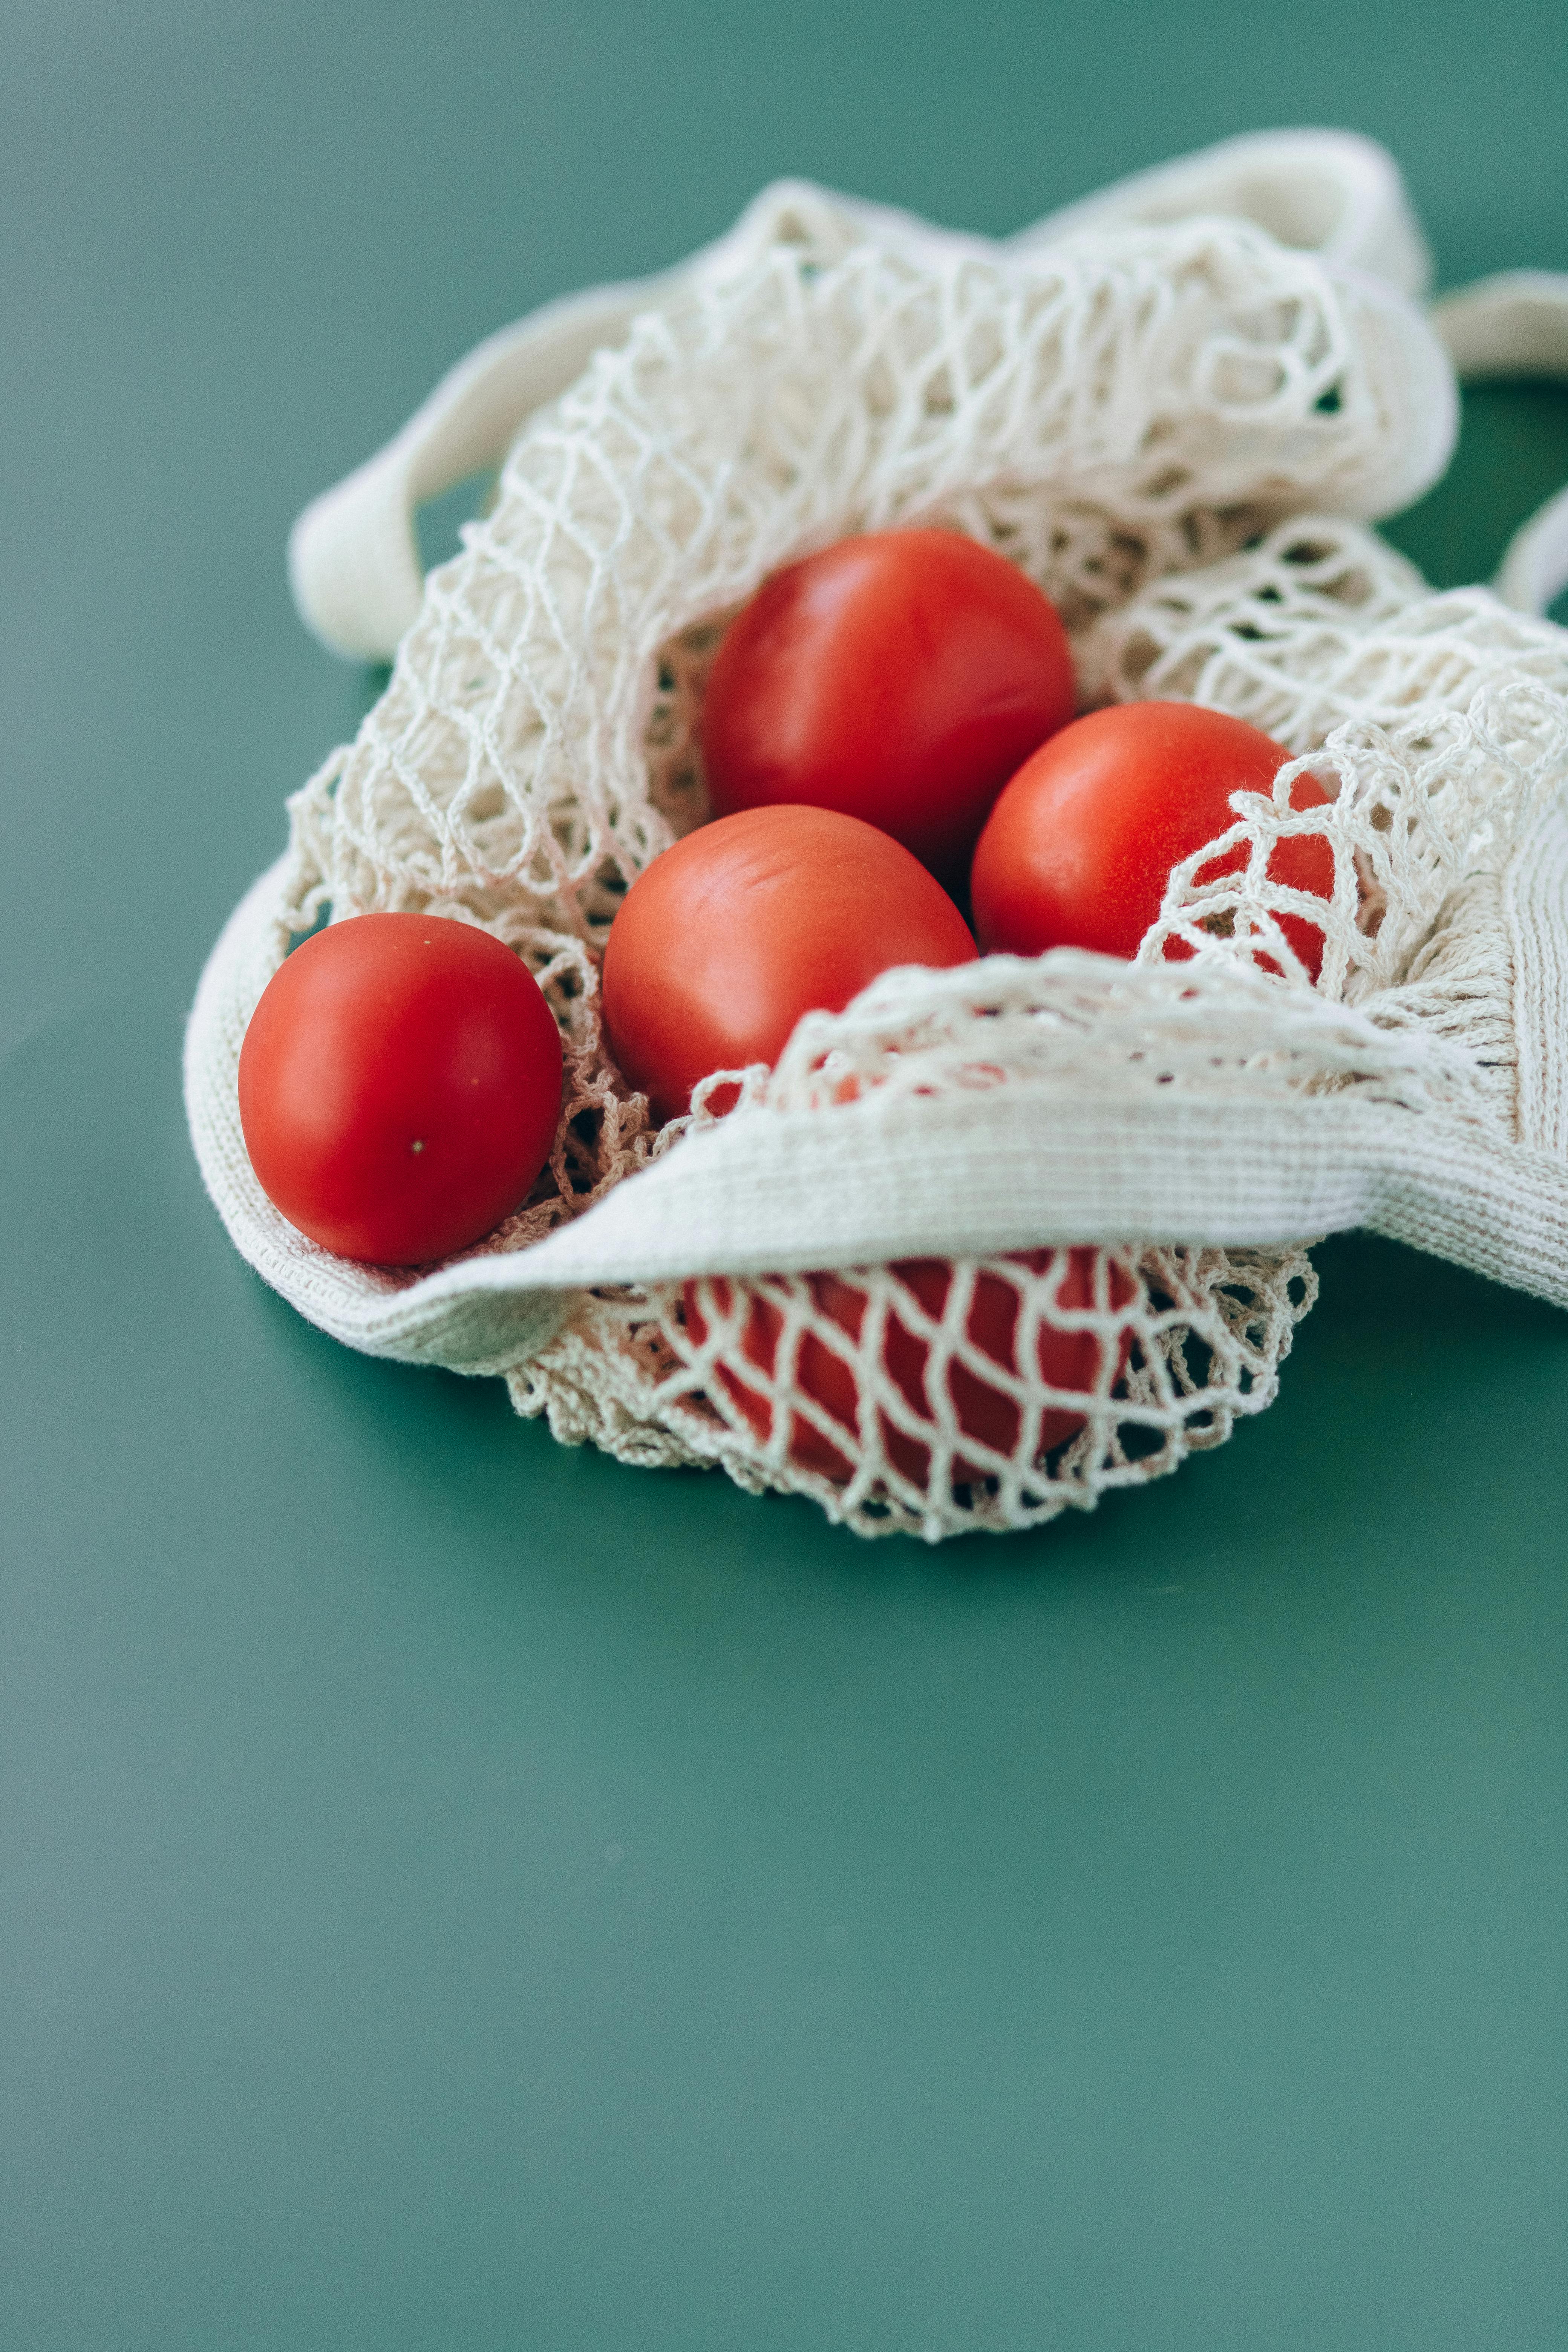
[239,913,564,1266]
[602,804,977,1122]
[684,1250,1135,1490]
[970,701,1335,977]
[701,531,1076,882]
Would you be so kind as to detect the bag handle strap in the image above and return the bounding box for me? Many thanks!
[289,139,1568,660]
[288,276,689,662]
[288,181,978,661]
[290,136,1442,663]
[1429,271,1568,617]
[1008,125,1435,296]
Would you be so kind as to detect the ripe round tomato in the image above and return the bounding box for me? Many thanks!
[684,1251,1135,1490]
[602,805,976,1122]
[970,701,1335,977]
[239,912,564,1265]
[701,530,1076,881]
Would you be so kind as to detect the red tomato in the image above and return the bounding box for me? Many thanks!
[970,701,1335,978]
[684,1251,1135,1490]
[602,805,976,1122]
[239,913,563,1265]
[701,530,1076,882]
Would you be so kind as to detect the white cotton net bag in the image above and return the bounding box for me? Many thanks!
[185,147,1568,1540]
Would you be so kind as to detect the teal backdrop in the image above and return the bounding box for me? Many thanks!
[3,5,1567,2347]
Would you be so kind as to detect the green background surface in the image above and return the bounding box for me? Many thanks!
[4,5,1568,2347]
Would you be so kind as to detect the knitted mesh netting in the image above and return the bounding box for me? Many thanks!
[185,177,1568,1540]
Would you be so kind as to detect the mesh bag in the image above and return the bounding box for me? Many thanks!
[185,139,1568,1539]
